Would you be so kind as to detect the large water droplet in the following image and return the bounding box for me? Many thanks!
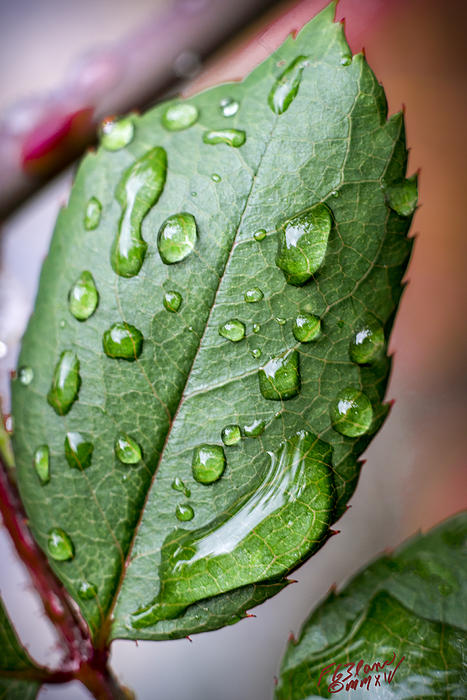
[293,313,321,342]
[115,433,142,464]
[18,366,34,386]
[47,350,81,415]
[276,204,332,285]
[384,175,418,217]
[158,213,197,265]
[330,387,373,437]
[192,444,226,484]
[171,477,190,498]
[68,271,99,321]
[244,287,264,303]
[65,432,93,470]
[219,97,239,117]
[48,528,74,561]
[33,445,50,485]
[103,322,143,360]
[221,425,241,446]
[163,290,182,313]
[111,147,167,277]
[84,197,102,230]
[268,55,308,114]
[203,129,245,147]
[218,319,245,342]
[100,116,134,150]
[78,580,98,600]
[162,102,199,131]
[243,419,265,437]
[349,317,385,364]
[175,504,195,522]
[259,349,300,400]
[254,229,266,241]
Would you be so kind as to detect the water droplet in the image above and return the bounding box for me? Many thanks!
[59,320,66,329]
[330,190,340,198]
[84,197,102,230]
[175,504,195,522]
[293,313,321,342]
[48,528,74,561]
[219,97,239,117]
[64,432,93,470]
[340,54,352,66]
[276,204,332,285]
[254,229,267,241]
[384,176,418,217]
[78,580,97,600]
[192,444,225,484]
[0,341,7,359]
[191,191,197,197]
[218,319,245,342]
[111,147,167,277]
[221,425,241,446]
[251,348,262,359]
[268,55,308,114]
[100,116,134,151]
[171,477,190,497]
[103,322,143,361]
[330,387,373,437]
[275,317,286,326]
[162,102,199,131]
[244,287,264,303]
[68,271,99,321]
[242,419,265,437]
[203,129,246,147]
[349,317,385,364]
[158,213,197,265]
[18,366,34,386]
[259,349,300,400]
[252,323,261,334]
[211,173,221,182]
[163,291,182,313]
[33,445,50,485]
[47,350,81,415]
[115,433,142,464]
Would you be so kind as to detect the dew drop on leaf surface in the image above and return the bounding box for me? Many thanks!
[157,213,198,264]
[162,103,199,131]
[251,348,262,359]
[219,97,239,117]
[254,229,266,241]
[268,56,309,114]
[64,432,93,470]
[18,366,33,385]
[102,322,143,361]
[259,349,300,400]
[349,317,385,364]
[175,504,195,522]
[330,387,373,437]
[115,434,142,464]
[221,425,241,446]
[218,319,245,342]
[84,197,102,230]
[242,419,266,437]
[48,528,74,561]
[203,129,246,147]
[292,313,321,342]
[47,350,81,415]
[33,445,49,485]
[78,580,98,600]
[163,290,182,313]
[100,116,134,151]
[192,444,226,484]
[171,477,190,498]
[244,287,264,303]
[68,271,99,321]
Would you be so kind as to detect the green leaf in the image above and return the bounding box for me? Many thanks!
[276,513,467,699]
[11,2,415,641]
[0,597,42,699]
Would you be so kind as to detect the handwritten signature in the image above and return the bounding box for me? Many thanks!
[317,652,405,693]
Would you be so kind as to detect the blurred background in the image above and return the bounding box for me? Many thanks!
[0,0,466,698]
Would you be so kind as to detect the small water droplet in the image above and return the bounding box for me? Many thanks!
[78,580,98,600]
[349,317,385,364]
[203,129,245,147]
[254,229,267,241]
[330,387,373,437]
[0,341,8,359]
[68,271,99,321]
[33,445,50,485]
[242,419,265,437]
[100,116,134,151]
[330,190,340,198]
[115,433,142,464]
[18,366,34,386]
[59,320,66,329]
[158,213,197,264]
[192,444,225,484]
[111,147,167,277]
[65,432,93,470]
[211,173,221,182]
[191,191,197,197]
[244,287,264,303]
[276,204,332,285]
[162,102,199,131]
[218,319,245,342]
[340,54,352,66]
[293,313,321,342]
[253,323,261,334]
[47,350,81,415]
[275,317,286,326]
[251,348,262,359]
[176,503,195,521]
[48,528,74,561]
[384,176,418,217]
[163,290,182,313]
[221,424,241,446]
[268,55,308,114]
[103,322,143,361]
[84,197,102,230]
[219,97,239,117]
[259,349,300,400]
[171,477,191,497]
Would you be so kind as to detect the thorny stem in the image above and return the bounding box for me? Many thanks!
[0,455,129,699]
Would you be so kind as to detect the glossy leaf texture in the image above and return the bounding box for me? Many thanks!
[11,2,416,642]
[276,513,467,699]
[0,598,41,699]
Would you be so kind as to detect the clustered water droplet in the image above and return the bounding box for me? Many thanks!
[221,424,241,446]
[219,97,239,117]
[219,319,245,342]
[65,432,93,470]
[100,116,134,151]
[259,349,300,400]
[103,322,143,360]
[47,350,81,415]
[163,290,183,313]
[48,528,74,561]
[33,445,50,485]
[158,213,197,264]
[162,102,199,131]
[330,387,373,437]
[268,55,309,114]
[18,366,34,386]
[192,444,226,484]
[203,129,246,147]
[84,197,102,230]
[115,434,142,464]
[293,313,321,342]
[171,477,190,497]
[349,317,385,364]
[244,287,264,303]
[68,271,99,321]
